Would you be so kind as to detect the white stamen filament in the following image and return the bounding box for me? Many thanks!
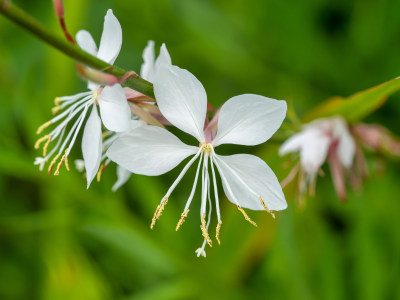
[159,149,202,205]
[183,153,204,211]
[209,155,221,222]
[200,153,209,215]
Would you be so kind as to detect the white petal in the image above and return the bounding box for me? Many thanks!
[76,30,98,56]
[82,106,102,188]
[214,154,287,211]
[106,125,198,176]
[97,9,122,64]
[112,165,132,191]
[154,43,172,72]
[140,40,155,81]
[300,130,331,174]
[279,128,319,156]
[338,128,355,168]
[212,94,287,147]
[154,64,207,142]
[98,84,130,132]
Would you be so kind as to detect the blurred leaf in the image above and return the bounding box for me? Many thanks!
[303,77,400,123]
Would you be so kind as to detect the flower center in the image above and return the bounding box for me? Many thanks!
[200,143,213,154]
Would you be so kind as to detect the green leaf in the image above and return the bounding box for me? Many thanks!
[303,77,400,123]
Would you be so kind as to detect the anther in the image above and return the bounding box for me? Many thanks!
[48,154,60,174]
[150,197,168,229]
[35,135,51,149]
[216,220,222,245]
[42,136,52,156]
[51,105,60,115]
[176,209,189,231]
[36,121,52,134]
[54,97,61,106]
[237,206,257,227]
[54,149,69,175]
[200,213,212,247]
[97,162,107,182]
[259,197,275,219]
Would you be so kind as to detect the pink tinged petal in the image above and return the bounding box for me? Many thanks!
[328,148,347,201]
[97,9,122,64]
[76,30,98,56]
[112,165,131,191]
[140,40,155,81]
[106,125,198,176]
[212,94,287,147]
[154,64,207,142]
[154,43,172,72]
[82,106,102,188]
[300,130,331,174]
[98,84,130,132]
[123,87,146,99]
[337,126,355,169]
[214,154,287,211]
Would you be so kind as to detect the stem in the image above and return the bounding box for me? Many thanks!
[0,1,154,98]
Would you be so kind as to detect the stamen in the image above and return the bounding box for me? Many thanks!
[237,206,257,227]
[42,136,52,156]
[150,197,168,229]
[37,121,52,134]
[259,197,275,219]
[176,209,189,231]
[48,154,60,174]
[35,135,51,150]
[97,162,107,182]
[64,156,70,171]
[200,213,212,247]
[54,97,61,106]
[216,221,222,245]
[52,105,61,116]
[54,148,69,175]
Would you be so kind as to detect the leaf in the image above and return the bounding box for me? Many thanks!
[303,77,400,123]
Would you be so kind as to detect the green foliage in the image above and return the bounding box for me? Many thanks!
[0,0,399,299]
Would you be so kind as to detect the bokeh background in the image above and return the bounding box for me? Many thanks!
[1,0,400,299]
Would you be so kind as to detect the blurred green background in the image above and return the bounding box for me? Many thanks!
[1,0,400,299]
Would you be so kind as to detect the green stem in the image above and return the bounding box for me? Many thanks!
[0,1,154,98]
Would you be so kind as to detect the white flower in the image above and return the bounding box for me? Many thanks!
[111,41,172,191]
[34,9,130,188]
[107,64,287,255]
[279,116,355,175]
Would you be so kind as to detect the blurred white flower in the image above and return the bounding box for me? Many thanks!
[34,9,130,188]
[279,116,355,200]
[107,64,287,256]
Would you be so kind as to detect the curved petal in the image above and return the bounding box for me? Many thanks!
[107,125,198,176]
[82,106,102,188]
[98,84,130,132]
[154,64,207,142]
[76,30,98,56]
[338,128,355,168]
[112,165,131,191]
[212,94,287,147]
[154,43,172,72]
[97,9,122,64]
[214,154,287,211]
[279,128,318,156]
[300,131,330,174]
[140,40,155,81]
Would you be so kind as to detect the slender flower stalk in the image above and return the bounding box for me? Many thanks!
[107,64,288,256]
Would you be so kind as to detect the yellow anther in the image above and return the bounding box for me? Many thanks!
[97,162,106,182]
[54,149,69,175]
[216,220,222,245]
[176,209,189,231]
[42,136,52,156]
[64,156,70,171]
[237,206,257,227]
[48,154,59,174]
[51,105,60,115]
[36,121,52,134]
[102,131,109,139]
[201,143,213,154]
[150,197,168,229]
[54,97,61,106]
[35,135,51,150]
[259,197,275,219]
[200,213,212,247]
